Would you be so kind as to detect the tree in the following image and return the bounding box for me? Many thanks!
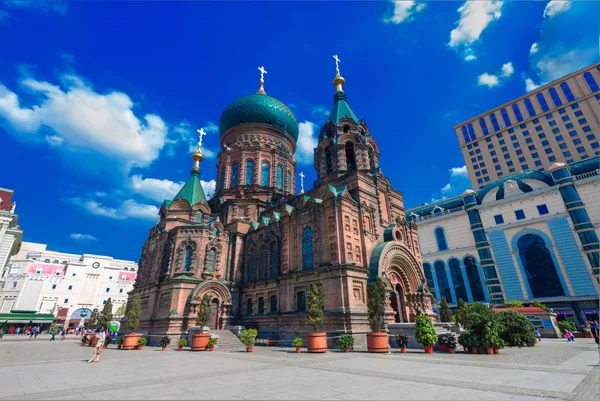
[368,276,387,332]
[505,300,524,308]
[439,297,453,322]
[455,302,499,349]
[307,284,324,332]
[88,308,100,330]
[497,310,535,346]
[115,304,127,318]
[99,298,113,327]
[124,296,141,333]
[196,294,212,330]
[456,298,466,312]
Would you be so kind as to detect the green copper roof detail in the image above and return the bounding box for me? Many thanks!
[172,170,206,206]
[328,184,347,198]
[284,204,295,216]
[219,93,299,141]
[261,216,271,226]
[328,91,359,125]
[272,212,281,222]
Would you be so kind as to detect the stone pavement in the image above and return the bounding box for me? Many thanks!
[0,338,597,400]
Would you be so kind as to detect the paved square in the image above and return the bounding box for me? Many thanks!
[0,337,598,400]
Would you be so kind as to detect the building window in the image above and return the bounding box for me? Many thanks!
[560,82,575,102]
[302,228,313,269]
[461,126,470,143]
[494,215,504,224]
[72,273,76,277]
[259,247,266,280]
[106,288,110,293]
[257,297,265,315]
[260,162,270,186]
[536,93,549,112]
[52,284,56,289]
[230,163,239,188]
[449,259,467,303]
[269,295,277,314]
[490,113,500,131]
[244,160,254,185]
[297,291,306,312]
[68,285,72,290]
[584,71,599,92]
[537,204,549,215]
[512,103,524,122]
[578,118,587,125]
[64,299,69,304]
[285,170,291,192]
[184,246,193,271]
[206,248,216,273]
[479,118,489,135]
[434,227,448,251]
[196,211,203,223]
[109,276,113,280]
[119,289,123,293]
[517,234,565,298]
[219,167,226,190]
[549,88,562,107]
[583,126,591,132]
[435,261,452,303]
[515,210,526,220]
[246,256,254,282]
[535,160,542,167]
[270,242,278,278]
[276,166,283,189]
[467,124,476,141]
[246,299,253,315]
[423,263,435,297]
[549,155,556,162]
[501,108,512,127]
[464,256,486,302]
[524,98,536,117]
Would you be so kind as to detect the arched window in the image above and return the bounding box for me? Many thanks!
[269,295,277,314]
[517,234,565,298]
[524,98,536,117]
[461,126,470,143]
[325,147,333,173]
[584,71,599,92]
[246,299,253,315]
[297,291,306,312]
[464,256,486,301]
[435,261,452,303]
[285,170,291,192]
[206,248,216,273]
[245,160,254,185]
[246,256,254,282]
[230,163,239,188]
[536,93,549,112]
[259,247,266,280]
[467,123,476,141]
[560,82,575,102]
[302,228,313,269]
[270,242,278,278]
[512,103,524,122]
[479,118,489,135]
[527,315,544,330]
[549,88,562,107]
[435,227,448,251]
[345,141,356,170]
[276,166,283,189]
[448,259,467,302]
[423,263,436,297]
[257,297,265,314]
[219,167,226,191]
[261,162,270,186]
[212,227,219,237]
[490,113,500,131]
[196,211,203,223]
[501,108,512,127]
[184,246,193,271]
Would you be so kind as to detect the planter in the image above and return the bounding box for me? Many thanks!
[246,347,253,352]
[117,345,122,350]
[307,333,328,353]
[162,346,167,351]
[367,332,389,353]
[527,343,534,347]
[343,348,349,353]
[471,348,478,354]
[486,348,494,355]
[448,348,455,354]
[136,345,143,350]
[400,347,407,354]
[493,349,500,354]
[123,334,142,350]
[209,346,214,352]
[191,333,210,351]
[178,346,183,352]
[439,344,448,352]
[295,347,301,354]
[423,345,433,354]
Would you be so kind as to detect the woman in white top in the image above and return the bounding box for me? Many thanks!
[87,328,106,363]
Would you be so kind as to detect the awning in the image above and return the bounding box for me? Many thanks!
[5,319,55,324]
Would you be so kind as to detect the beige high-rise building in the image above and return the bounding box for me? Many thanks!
[455,62,600,188]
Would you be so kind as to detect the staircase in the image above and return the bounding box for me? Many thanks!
[210,329,245,351]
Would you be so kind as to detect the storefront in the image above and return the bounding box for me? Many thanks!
[0,310,57,334]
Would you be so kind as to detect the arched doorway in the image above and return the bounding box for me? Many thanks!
[517,234,565,298]
[389,283,406,323]
[209,299,219,329]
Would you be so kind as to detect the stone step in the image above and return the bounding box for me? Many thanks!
[208,330,244,350]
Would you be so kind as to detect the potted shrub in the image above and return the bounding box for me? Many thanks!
[81,336,88,347]
[366,276,389,353]
[191,294,212,351]
[483,323,502,355]
[178,338,187,351]
[240,329,258,352]
[458,332,473,353]
[492,335,504,354]
[137,337,146,350]
[338,334,354,353]
[123,296,142,350]
[438,335,448,352]
[160,335,171,351]
[116,337,124,349]
[415,315,437,353]
[497,310,535,347]
[456,303,498,353]
[103,333,112,349]
[208,337,218,351]
[443,333,458,354]
[395,333,409,353]
[306,284,327,353]
[525,332,537,347]
[292,337,303,353]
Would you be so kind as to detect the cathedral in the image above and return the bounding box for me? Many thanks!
[129,62,433,344]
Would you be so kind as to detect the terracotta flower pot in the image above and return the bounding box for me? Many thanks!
[493,349,500,354]
[471,348,478,354]
[527,343,534,347]
[246,347,253,352]
[191,333,210,351]
[423,345,433,354]
[137,345,143,350]
[400,347,407,354]
[178,346,183,352]
[123,334,142,350]
[295,347,301,353]
[209,346,214,352]
[439,344,448,352]
[343,348,349,353]
[486,348,494,355]
[162,346,167,351]
[307,333,327,353]
[367,332,389,353]
[448,348,455,354]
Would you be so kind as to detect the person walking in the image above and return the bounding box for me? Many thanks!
[50,329,56,341]
[534,329,542,342]
[60,330,66,341]
[592,320,599,348]
[87,328,106,363]
[15,327,21,336]
[565,329,574,342]
[34,327,39,339]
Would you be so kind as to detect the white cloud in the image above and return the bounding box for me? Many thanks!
[448,1,503,59]
[431,165,471,202]
[477,73,500,88]
[45,135,64,147]
[544,1,571,18]
[529,43,539,54]
[70,197,159,221]
[311,105,330,117]
[201,180,216,198]
[464,54,477,62]
[384,1,427,24]
[534,48,597,83]
[119,199,159,221]
[500,62,514,77]
[524,77,543,92]
[130,175,184,203]
[171,120,218,159]
[295,121,318,165]
[2,0,67,15]
[69,233,97,242]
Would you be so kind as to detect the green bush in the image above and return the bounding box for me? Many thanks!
[368,277,387,332]
[557,321,576,334]
[292,337,303,348]
[458,332,476,350]
[307,285,325,332]
[337,334,355,350]
[116,337,124,345]
[455,303,502,349]
[196,295,212,329]
[439,297,453,323]
[497,310,535,346]
[137,337,147,346]
[240,329,258,347]
[178,338,187,347]
[208,338,218,347]
[505,300,524,308]
[530,301,551,312]
[415,316,437,346]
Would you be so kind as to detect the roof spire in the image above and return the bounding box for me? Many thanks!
[332,55,345,93]
[192,128,206,171]
[257,66,267,95]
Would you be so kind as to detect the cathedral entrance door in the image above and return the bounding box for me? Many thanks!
[209,299,219,329]
[395,284,406,323]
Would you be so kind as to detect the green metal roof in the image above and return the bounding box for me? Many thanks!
[219,93,299,140]
[172,170,206,206]
[328,91,359,125]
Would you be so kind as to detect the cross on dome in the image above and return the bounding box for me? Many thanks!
[258,66,267,83]
[299,172,305,194]
[196,128,206,148]
[333,55,340,74]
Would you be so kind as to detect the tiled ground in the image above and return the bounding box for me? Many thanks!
[0,337,597,400]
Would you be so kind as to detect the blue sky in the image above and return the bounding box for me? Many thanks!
[0,0,597,261]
